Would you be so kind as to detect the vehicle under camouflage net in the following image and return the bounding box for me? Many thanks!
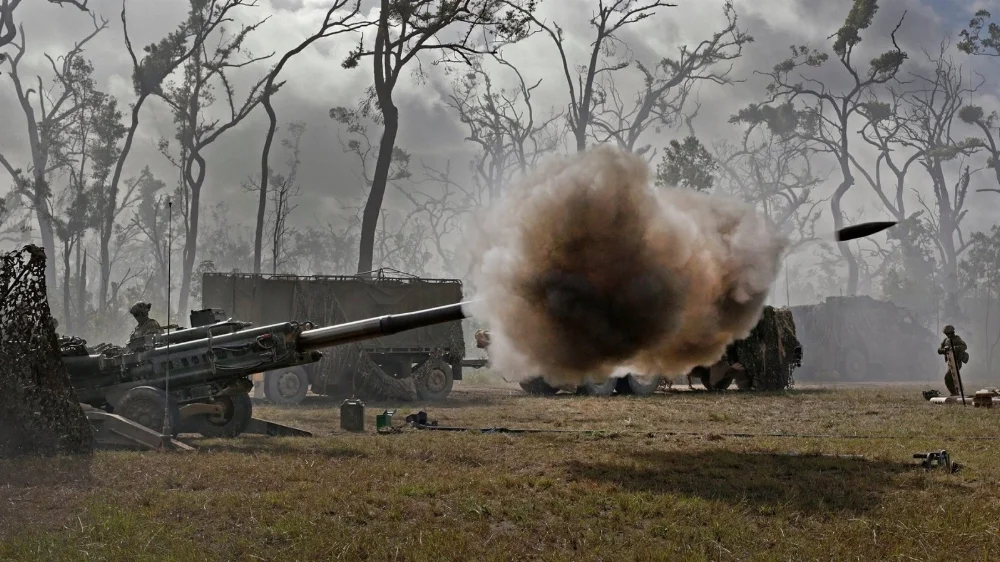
[693,305,803,391]
[514,305,802,395]
[201,270,467,404]
[789,296,938,382]
[0,245,93,458]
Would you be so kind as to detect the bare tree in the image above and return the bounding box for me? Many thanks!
[501,0,676,153]
[155,4,273,315]
[252,0,369,274]
[339,0,536,275]
[128,166,171,310]
[96,0,255,322]
[749,0,908,295]
[716,106,827,251]
[897,51,981,317]
[243,121,306,274]
[445,55,562,206]
[0,10,105,289]
[0,0,89,58]
[957,11,1000,198]
[589,1,752,157]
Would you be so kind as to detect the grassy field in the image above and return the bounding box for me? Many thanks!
[3,380,1000,561]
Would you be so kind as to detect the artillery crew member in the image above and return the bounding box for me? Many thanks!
[129,302,164,340]
[937,324,968,396]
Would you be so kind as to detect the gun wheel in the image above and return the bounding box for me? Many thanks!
[626,373,661,396]
[116,386,181,436]
[842,349,869,381]
[519,376,559,395]
[192,393,253,438]
[577,376,617,397]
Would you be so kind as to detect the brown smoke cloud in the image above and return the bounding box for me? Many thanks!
[464,145,789,385]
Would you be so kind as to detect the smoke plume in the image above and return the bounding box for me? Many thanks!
[464,145,789,385]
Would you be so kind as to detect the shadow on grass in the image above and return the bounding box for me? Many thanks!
[188,436,369,459]
[0,454,96,488]
[258,392,508,411]
[567,448,916,515]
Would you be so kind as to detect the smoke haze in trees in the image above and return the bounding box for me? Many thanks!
[465,146,788,384]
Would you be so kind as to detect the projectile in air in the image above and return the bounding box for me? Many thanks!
[835,221,898,242]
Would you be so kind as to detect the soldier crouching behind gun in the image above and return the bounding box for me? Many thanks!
[129,302,164,340]
[937,324,968,396]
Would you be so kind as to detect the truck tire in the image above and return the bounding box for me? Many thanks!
[626,373,661,396]
[192,393,253,438]
[264,367,310,405]
[519,376,559,395]
[842,348,869,381]
[577,376,617,397]
[416,359,454,401]
[116,386,181,436]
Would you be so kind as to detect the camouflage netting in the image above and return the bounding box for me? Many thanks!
[0,245,94,458]
[292,279,417,401]
[725,305,802,391]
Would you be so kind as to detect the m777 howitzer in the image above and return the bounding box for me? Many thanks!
[60,302,471,446]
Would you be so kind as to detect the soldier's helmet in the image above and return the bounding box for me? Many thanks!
[129,302,151,317]
[943,325,955,335]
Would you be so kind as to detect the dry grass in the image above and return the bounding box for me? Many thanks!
[3,381,1000,561]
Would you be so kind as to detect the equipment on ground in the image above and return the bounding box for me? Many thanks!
[60,301,470,443]
[340,399,365,432]
[913,450,959,472]
[200,269,467,404]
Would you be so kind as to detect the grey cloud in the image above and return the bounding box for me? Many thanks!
[1,0,998,271]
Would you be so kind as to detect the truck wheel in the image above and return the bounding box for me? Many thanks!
[116,386,181,436]
[577,376,617,397]
[193,394,253,438]
[416,359,454,401]
[264,367,309,405]
[519,376,559,395]
[627,373,661,396]
[842,349,869,381]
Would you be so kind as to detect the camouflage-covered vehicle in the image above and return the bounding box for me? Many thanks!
[789,295,938,382]
[690,305,802,391]
[200,269,467,404]
[514,305,802,395]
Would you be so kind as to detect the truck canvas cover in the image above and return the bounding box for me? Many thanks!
[201,271,465,352]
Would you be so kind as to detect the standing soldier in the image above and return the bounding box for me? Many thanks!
[937,325,968,396]
[129,302,164,340]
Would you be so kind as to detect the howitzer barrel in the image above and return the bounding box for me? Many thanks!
[296,301,472,352]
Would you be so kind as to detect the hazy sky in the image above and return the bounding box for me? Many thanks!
[2,0,1000,275]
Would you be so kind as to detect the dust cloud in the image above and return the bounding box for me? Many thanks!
[464,145,789,385]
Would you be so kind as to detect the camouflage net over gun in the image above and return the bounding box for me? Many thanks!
[0,245,94,458]
[726,305,802,391]
[292,279,417,401]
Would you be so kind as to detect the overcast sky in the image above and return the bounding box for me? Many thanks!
[3,0,1000,281]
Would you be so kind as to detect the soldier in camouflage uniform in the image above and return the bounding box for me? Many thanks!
[937,324,968,396]
[128,302,163,340]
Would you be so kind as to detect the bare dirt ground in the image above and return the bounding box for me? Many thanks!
[3,379,1000,561]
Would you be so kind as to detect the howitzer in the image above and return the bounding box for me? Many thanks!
[61,301,471,439]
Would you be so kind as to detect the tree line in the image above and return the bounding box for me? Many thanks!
[1,0,999,368]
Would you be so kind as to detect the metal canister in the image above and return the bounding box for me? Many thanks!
[340,399,365,432]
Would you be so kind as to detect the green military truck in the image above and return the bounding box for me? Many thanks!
[789,295,938,382]
[200,270,467,404]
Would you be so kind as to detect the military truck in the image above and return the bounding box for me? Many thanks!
[789,295,938,382]
[200,269,466,404]
[516,304,802,395]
